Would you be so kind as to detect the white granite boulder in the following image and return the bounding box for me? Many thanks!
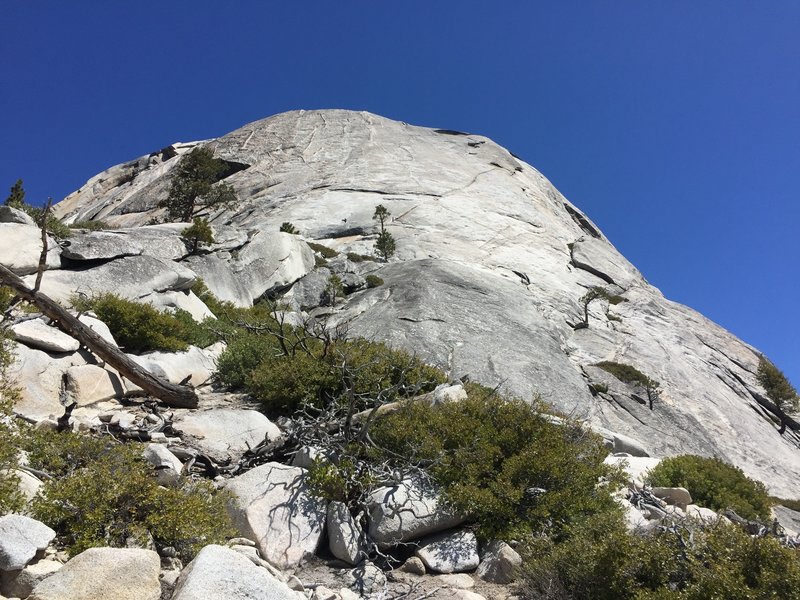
[225,462,327,569]
[327,501,367,565]
[415,529,479,574]
[0,223,61,275]
[475,540,522,584]
[0,559,62,599]
[171,544,298,600]
[28,547,160,600]
[60,231,143,261]
[127,342,223,385]
[142,444,183,486]
[10,320,79,353]
[652,487,692,510]
[173,408,280,464]
[77,315,117,346]
[0,205,35,225]
[0,515,56,572]
[432,384,468,405]
[65,364,124,405]
[367,475,465,549]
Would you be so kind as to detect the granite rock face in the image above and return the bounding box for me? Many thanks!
[50,109,800,496]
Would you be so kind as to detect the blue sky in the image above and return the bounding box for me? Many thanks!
[2,2,798,385]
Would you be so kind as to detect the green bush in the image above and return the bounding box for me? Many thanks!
[365,274,384,288]
[181,217,215,254]
[346,252,376,263]
[69,220,110,231]
[213,332,277,390]
[757,355,799,412]
[645,455,772,521]
[520,514,800,600]
[0,331,24,514]
[370,386,621,541]
[308,242,339,258]
[280,222,298,234]
[0,286,14,313]
[32,441,233,560]
[74,293,216,354]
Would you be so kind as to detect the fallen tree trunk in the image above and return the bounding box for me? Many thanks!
[0,263,198,409]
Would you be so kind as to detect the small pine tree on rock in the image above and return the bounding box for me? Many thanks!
[757,356,799,434]
[160,147,237,222]
[372,204,396,262]
[181,218,216,254]
[4,179,25,208]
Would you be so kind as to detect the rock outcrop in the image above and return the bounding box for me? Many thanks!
[42,109,800,496]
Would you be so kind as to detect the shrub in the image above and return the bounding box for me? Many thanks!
[213,332,277,390]
[68,220,110,231]
[31,440,233,560]
[645,455,772,521]
[324,274,344,305]
[73,293,215,354]
[594,360,660,409]
[307,242,339,258]
[370,386,621,541]
[280,222,298,234]
[365,274,384,288]
[374,230,396,261]
[520,515,800,600]
[346,252,376,263]
[0,286,14,313]
[0,331,24,514]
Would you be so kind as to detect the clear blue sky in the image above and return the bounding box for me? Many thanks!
[2,2,798,385]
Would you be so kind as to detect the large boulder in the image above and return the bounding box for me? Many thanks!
[327,501,366,566]
[171,544,298,600]
[0,206,35,225]
[65,364,124,405]
[127,342,224,387]
[475,540,522,584]
[0,559,62,599]
[184,231,314,306]
[10,319,80,353]
[173,408,281,464]
[141,289,214,322]
[0,223,60,275]
[415,530,479,574]
[367,475,465,549]
[225,462,327,569]
[0,515,55,572]
[27,548,160,600]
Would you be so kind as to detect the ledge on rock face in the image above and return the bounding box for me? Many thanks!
[27,547,160,600]
[23,254,196,304]
[225,462,327,569]
[59,231,144,262]
[171,544,298,600]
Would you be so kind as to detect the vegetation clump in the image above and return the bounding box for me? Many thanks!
[346,252,376,263]
[595,360,660,409]
[68,220,111,231]
[365,274,384,288]
[0,331,23,514]
[73,293,215,353]
[4,179,71,238]
[368,387,622,541]
[645,454,772,521]
[27,433,233,561]
[280,222,298,234]
[520,511,800,600]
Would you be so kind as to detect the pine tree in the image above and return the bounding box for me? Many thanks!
[372,204,396,262]
[180,218,216,254]
[160,147,237,222]
[757,356,799,413]
[5,179,25,208]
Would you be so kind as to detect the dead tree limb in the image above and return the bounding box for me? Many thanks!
[33,198,52,292]
[0,262,198,408]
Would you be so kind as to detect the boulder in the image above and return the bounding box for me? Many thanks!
[13,469,43,504]
[141,290,215,322]
[604,455,662,485]
[24,254,196,304]
[10,319,79,353]
[59,231,143,261]
[171,544,298,600]
[127,342,223,387]
[367,475,465,548]
[432,384,467,405]
[225,462,327,569]
[591,425,649,457]
[475,540,521,584]
[0,223,60,275]
[327,501,366,565]
[0,559,62,599]
[686,504,721,522]
[287,268,332,310]
[173,408,280,464]
[141,444,183,486]
[27,548,160,600]
[77,315,117,346]
[345,562,386,596]
[617,497,650,531]
[0,206,35,225]
[651,487,692,510]
[65,364,124,405]
[0,515,55,572]
[415,530,479,574]
[400,556,426,575]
